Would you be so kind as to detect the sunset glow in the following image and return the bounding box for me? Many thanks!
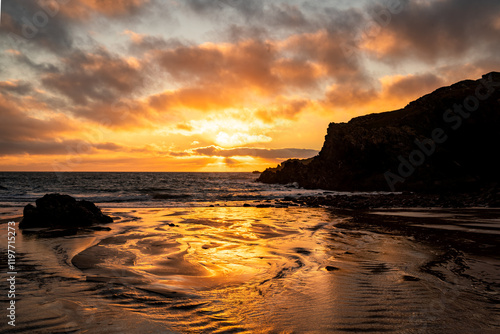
[1,0,499,171]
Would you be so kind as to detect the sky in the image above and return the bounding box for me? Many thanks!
[0,0,499,172]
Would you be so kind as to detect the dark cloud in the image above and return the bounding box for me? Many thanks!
[70,99,155,128]
[324,85,378,108]
[0,86,128,155]
[256,99,310,123]
[0,0,160,55]
[185,0,265,20]
[0,0,74,54]
[127,33,173,53]
[267,3,310,29]
[169,151,191,157]
[0,139,124,156]
[366,0,500,63]
[223,24,270,42]
[189,146,318,160]
[0,88,75,142]
[93,142,124,151]
[385,73,445,99]
[283,27,364,84]
[74,0,154,18]
[41,48,146,105]
[224,157,238,166]
[0,80,33,95]
[8,51,59,73]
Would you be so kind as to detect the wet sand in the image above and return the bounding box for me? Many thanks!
[1,207,499,333]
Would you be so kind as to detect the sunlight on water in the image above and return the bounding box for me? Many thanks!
[2,207,499,333]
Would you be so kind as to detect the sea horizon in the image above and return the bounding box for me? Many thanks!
[0,172,395,217]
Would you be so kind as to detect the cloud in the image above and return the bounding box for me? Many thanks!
[70,0,153,18]
[154,39,281,93]
[41,48,146,105]
[322,71,453,111]
[147,32,359,113]
[0,80,33,95]
[0,87,124,157]
[148,85,239,112]
[124,30,172,53]
[0,86,76,142]
[0,85,129,157]
[0,0,158,55]
[256,98,310,123]
[185,0,265,20]
[70,99,157,129]
[7,51,60,73]
[178,145,318,160]
[382,73,445,99]
[224,157,238,166]
[323,84,378,109]
[0,0,74,53]
[2,0,499,171]
[362,0,500,63]
[0,139,124,156]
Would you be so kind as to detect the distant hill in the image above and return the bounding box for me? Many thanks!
[258,72,500,192]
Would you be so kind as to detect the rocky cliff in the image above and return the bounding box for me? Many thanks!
[258,72,500,192]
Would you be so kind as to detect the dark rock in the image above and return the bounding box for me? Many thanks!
[258,72,500,192]
[294,247,311,255]
[325,266,340,271]
[256,204,272,208]
[489,200,500,208]
[19,193,113,229]
[243,203,251,207]
[0,185,7,190]
[87,226,112,231]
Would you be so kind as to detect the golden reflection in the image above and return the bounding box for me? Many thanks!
[56,207,454,332]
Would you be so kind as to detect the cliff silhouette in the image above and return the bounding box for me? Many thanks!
[258,72,500,192]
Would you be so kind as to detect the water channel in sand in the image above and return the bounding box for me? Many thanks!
[1,207,499,333]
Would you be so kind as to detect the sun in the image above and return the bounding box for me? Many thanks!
[170,110,275,148]
[215,131,272,147]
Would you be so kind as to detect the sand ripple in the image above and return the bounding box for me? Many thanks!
[2,207,499,333]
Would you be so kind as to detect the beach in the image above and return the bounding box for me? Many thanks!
[2,206,499,333]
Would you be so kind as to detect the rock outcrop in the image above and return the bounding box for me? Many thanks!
[258,72,500,192]
[20,193,113,229]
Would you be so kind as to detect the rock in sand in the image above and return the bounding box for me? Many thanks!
[20,193,113,229]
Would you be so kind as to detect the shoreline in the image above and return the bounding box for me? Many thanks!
[6,205,499,257]
[278,189,500,209]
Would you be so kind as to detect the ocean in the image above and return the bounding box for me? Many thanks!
[0,172,328,208]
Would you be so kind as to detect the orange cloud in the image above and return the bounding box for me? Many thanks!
[255,97,310,123]
[0,84,77,143]
[61,0,152,19]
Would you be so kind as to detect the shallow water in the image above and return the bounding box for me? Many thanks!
[1,207,499,333]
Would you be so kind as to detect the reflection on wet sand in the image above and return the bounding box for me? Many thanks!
[1,207,499,333]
